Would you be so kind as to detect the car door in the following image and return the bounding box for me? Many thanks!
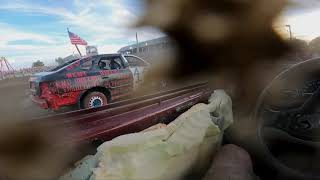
[124,55,150,91]
[55,57,95,94]
[94,55,133,100]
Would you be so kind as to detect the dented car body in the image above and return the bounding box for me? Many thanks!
[29,54,149,110]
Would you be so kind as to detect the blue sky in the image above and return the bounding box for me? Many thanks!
[0,0,320,68]
[0,0,163,68]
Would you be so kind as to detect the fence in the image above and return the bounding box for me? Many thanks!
[0,66,54,80]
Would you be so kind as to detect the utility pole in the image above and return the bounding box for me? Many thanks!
[136,32,139,53]
[286,25,292,40]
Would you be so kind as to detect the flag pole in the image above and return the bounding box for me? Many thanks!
[75,44,82,57]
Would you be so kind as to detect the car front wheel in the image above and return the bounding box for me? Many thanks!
[82,91,108,109]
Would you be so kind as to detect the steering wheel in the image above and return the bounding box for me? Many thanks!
[255,58,320,180]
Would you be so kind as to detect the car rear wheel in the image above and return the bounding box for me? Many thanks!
[82,92,108,109]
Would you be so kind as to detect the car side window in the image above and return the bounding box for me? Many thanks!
[80,60,93,70]
[113,57,124,67]
[98,57,123,70]
[125,56,148,67]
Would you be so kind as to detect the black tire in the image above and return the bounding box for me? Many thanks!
[81,91,108,109]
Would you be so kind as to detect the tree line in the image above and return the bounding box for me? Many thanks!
[32,57,64,68]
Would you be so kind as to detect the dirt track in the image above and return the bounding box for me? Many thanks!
[0,77,73,121]
[0,76,168,121]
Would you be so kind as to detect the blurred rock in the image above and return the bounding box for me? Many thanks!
[203,144,258,180]
[138,0,291,112]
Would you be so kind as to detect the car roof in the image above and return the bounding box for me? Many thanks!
[85,53,122,59]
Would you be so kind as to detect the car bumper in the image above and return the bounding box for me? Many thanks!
[30,95,49,109]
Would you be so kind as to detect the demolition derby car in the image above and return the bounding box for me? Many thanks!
[29,54,149,110]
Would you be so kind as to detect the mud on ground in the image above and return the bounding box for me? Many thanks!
[0,77,74,121]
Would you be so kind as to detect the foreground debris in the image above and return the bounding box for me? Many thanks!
[60,90,233,180]
[138,0,290,112]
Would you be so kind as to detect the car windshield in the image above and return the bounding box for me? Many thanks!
[49,59,80,72]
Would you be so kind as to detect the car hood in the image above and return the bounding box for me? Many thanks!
[30,71,60,82]
[33,71,56,77]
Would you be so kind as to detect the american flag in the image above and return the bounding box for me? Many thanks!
[68,30,88,45]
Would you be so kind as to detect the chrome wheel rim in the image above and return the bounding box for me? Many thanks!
[89,96,103,108]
